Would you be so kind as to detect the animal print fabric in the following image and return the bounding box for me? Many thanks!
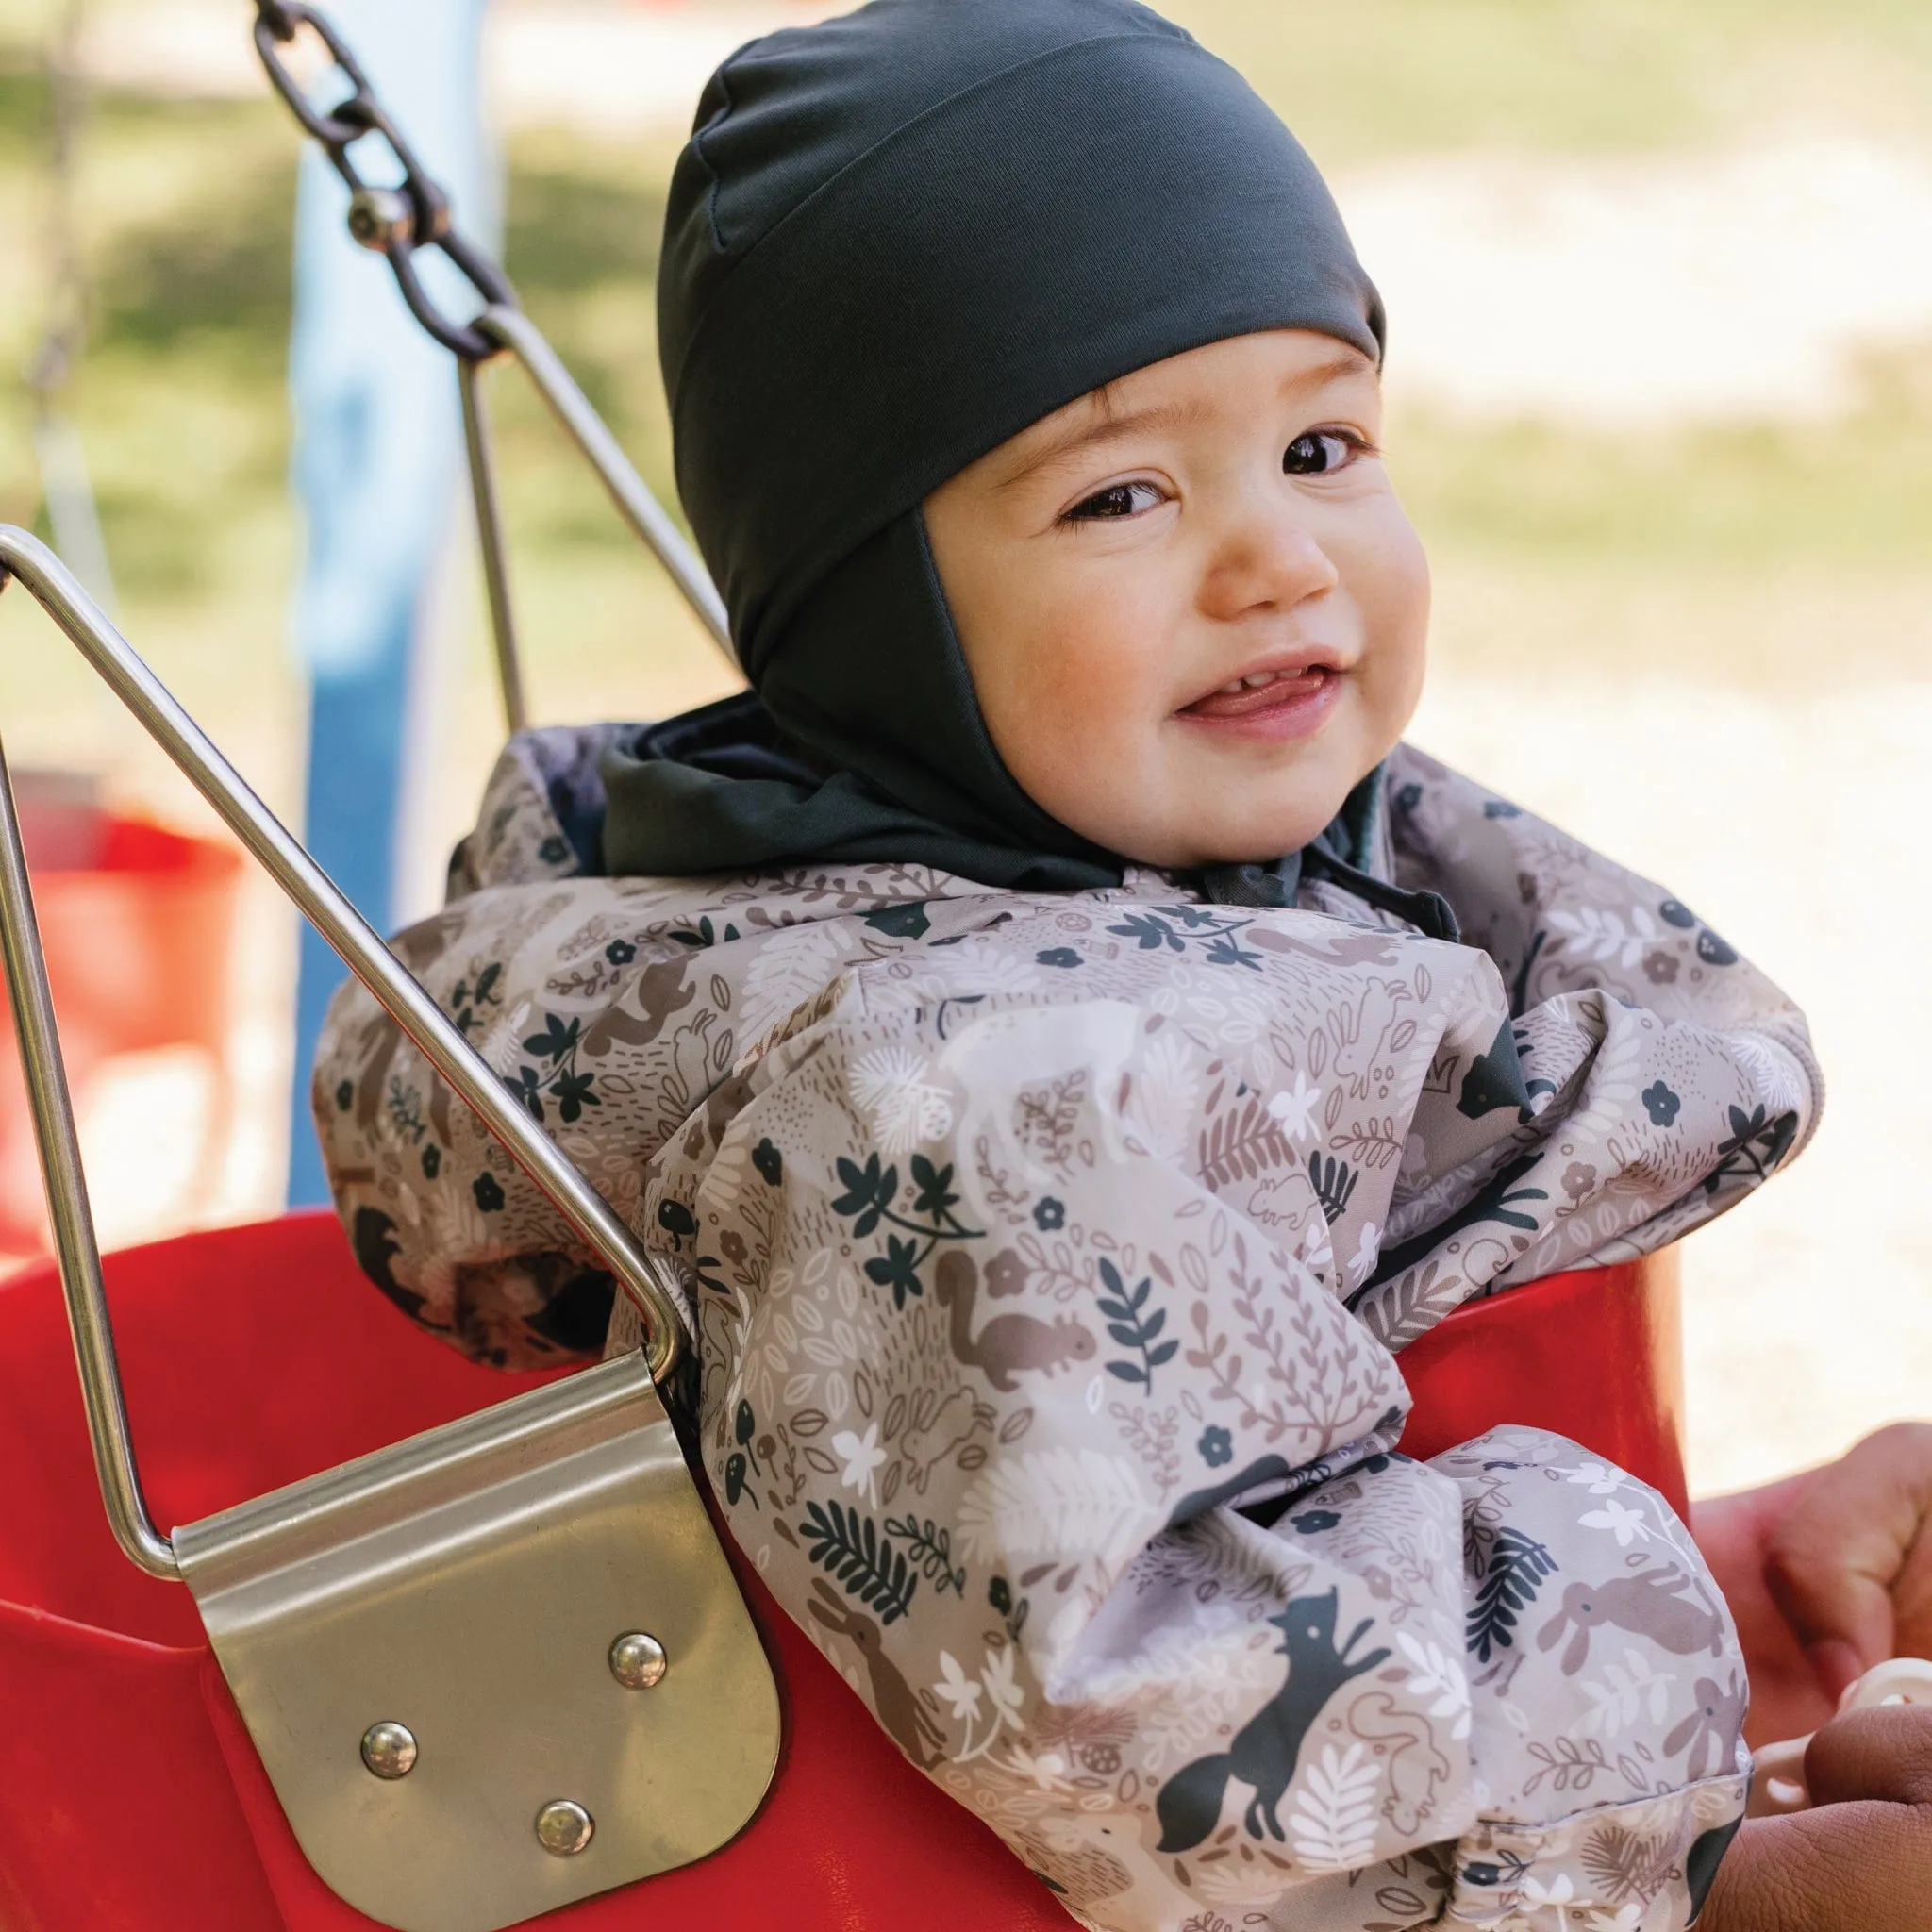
[315,734,1821,1931]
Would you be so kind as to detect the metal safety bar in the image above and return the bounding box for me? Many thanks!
[475,307,733,654]
[252,0,736,741]
[0,527,689,1582]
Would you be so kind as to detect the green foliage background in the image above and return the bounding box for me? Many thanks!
[0,0,1925,815]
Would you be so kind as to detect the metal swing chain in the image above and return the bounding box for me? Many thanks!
[251,0,735,731]
[254,0,513,358]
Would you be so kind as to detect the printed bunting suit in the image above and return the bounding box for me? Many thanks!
[315,731,1820,1931]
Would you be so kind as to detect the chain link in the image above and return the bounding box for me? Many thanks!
[252,0,516,358]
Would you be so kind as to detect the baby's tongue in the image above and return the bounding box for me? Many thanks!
[1185,671,1325,719]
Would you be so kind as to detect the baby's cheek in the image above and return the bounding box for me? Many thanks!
[1002,598,1167,776]
[1353,508,1431,741]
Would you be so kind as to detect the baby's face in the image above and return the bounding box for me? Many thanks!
[924,329,1429,869]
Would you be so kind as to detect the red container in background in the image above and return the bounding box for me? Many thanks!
[0,1213,1684,1931]
[0,785,242,1252]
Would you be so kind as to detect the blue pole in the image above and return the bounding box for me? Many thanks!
[285,0,492,1206]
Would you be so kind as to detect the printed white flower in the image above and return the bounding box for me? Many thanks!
[1561,1461,1625,1496]
[981,1643,1025,1731]
[1584,1906,1643,1932]
[1267,1069,1324,1141]
[1580,1497,1652,1547]
[1002,1743,1074,1791]
[848,1045,955,1152]
[1348,1221,1382,1289]
[932,1652,982,1724]
[1512,1872,1581,1930]
[1396,1632,1472,1740]
[830,1423,886,1504]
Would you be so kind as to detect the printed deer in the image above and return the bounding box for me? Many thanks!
[807,1578,946,1770]
[1156,1587,1391,1854]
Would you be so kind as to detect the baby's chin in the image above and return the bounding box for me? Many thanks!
[1114,794,1363,872]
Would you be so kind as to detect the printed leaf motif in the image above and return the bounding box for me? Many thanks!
[1096,1257,1179,1391]
[956,1447,1153,1571]
[1287,1740,1382,1871]
[1196,1098,1294,1194]
[1467,1526,1558,1664]
[1110,911,1186,955]
[1396,1632,1472,1741]
[884,1513,967,1595]
[1574,1650,1676,1740]
[1124,1028,1201,1162]
[1547,904,1661,970]
[798,1500,918,1624]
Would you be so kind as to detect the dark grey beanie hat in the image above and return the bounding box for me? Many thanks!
[602,0,1388,893]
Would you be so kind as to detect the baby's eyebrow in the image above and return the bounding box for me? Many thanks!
[996,348,1374,492]
[996,400,1206,491]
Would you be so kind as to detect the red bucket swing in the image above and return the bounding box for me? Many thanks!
[0,9,1692,1925]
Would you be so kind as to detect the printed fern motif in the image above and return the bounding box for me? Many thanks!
[798,1501,918,1624]
[1196,1097,1295,1192]
[1581,1824,1679,1907]
[1287,1740,1382,1871]
[1307,1150,1360,1226]
[1096,1257,1179,1391]
[1466,1526,1558,1663]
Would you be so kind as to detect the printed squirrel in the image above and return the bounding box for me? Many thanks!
[934,1251,1095,1393]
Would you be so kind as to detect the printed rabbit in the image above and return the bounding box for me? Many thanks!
[1538,1564,1729,1676]
[807,1578,946,1770]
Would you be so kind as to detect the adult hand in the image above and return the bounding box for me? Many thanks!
[1692,1423,1932,1744]
[1699,1707,1932,1931]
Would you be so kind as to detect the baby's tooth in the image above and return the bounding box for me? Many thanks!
[1217,680,1243,695]
[1243,671,1275,688]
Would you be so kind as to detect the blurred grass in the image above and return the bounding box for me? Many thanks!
[0,0,1924,829]
[1168,0,1932,160]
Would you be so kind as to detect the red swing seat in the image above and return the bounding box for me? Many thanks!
[0,1211,1682,1931]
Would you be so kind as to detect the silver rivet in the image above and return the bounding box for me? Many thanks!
[608,1630,667,1690]
[535,1799,594,1856]
[360,1721,418,1780]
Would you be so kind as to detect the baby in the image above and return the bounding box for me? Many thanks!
[314,3,1932,1925]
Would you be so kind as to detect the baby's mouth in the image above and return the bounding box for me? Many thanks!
[1180,664,1338,722]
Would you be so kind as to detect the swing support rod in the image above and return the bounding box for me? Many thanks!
[0,529,691,1579]
[252,0,736,738]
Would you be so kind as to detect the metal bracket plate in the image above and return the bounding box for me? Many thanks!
[174,1352,779,1932]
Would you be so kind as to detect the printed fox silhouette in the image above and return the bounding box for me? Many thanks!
[1156,1588,1391,1854]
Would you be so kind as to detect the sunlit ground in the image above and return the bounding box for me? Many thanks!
[0,0,1926,1494]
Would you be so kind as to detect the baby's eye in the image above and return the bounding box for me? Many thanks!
[1282,430,1363,476]
[1063,480,1166,522]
